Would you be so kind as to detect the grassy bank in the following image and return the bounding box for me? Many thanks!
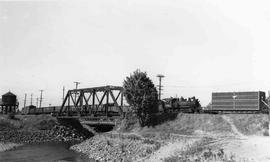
[119,113,269,137]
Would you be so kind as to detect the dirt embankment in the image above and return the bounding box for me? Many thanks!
[226,114,269,136]
[0,115,93,146]
[67,113,269,161]
[123,113,268,137]
[114,113,269,162]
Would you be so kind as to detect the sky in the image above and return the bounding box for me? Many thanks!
[1,0,270,108]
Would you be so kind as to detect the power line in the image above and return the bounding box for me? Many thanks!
[164,82,255,88]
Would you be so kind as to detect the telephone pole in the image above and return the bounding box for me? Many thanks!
[23,93,27,108]
[39,90,44,108]
[62,86,65,102]
[30,93,33,105]
[36,98,39,107]
[157,74,165,100]
[74,81,80,102]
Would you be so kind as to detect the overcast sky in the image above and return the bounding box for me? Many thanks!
[1,0,270,107]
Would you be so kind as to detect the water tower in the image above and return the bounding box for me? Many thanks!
[1,92,19,115]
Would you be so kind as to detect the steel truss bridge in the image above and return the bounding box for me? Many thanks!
[58,86,125,125]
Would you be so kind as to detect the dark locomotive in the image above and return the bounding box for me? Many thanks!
[159,96,202,113]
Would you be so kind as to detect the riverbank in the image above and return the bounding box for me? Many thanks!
[70,113,269,161]
[0,115,93,144]
[71,132,161,161]
[0,142,21,152]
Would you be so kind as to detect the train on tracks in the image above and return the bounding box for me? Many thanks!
[21,91,269,115]
[21,104,126,116]
[159,96,202,113]
[158,91,268,114]
[21,105,61,115]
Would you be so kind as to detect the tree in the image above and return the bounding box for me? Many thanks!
[123,70,158,127]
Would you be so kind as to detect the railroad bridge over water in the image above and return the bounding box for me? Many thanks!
[57,85,126,126]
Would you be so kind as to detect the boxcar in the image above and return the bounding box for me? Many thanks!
[209,91,268,113]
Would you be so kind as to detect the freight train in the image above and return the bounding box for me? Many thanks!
[22,97,202,115]
[21,104,124,116]
[21,105,61,115]
[21,91,269,115]
[158,91,268,114]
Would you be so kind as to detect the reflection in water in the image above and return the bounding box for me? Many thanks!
[0,141,93,162]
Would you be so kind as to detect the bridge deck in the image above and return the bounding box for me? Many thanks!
[57,116,119,126]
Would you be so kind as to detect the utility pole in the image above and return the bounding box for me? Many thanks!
[62,86,65,102]
[39,90,44,108]
[36,98,39,107]
[74,81,80,102]
[30,93,33,105]
[23,93,27,108]
[157,74,165,100]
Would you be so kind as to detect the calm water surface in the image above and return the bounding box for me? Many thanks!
[0,141,93,162]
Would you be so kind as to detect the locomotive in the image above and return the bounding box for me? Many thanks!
[159,96,202,113]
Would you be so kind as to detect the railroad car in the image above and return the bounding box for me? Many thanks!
[206,91,268,114]
[21,104,124,116]
[21,105,36,115]
[21,105,61,115]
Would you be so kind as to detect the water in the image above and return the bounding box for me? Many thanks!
[0,141,93,162]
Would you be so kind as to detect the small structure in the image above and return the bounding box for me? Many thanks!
[0,92,19,115]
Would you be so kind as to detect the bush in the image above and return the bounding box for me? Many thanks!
[123,70,158,127]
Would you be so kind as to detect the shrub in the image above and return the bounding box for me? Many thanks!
[123,69,158,127]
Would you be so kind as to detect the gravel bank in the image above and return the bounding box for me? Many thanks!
[0,125,88,144]
[71,133,161,161]
[0,115,92,144]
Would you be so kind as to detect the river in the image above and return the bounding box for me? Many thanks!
[0,141,94,162]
